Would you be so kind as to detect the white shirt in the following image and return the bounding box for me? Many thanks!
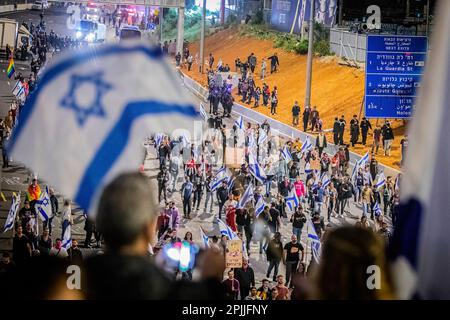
[49,247,68,258]
[61,206,72,222]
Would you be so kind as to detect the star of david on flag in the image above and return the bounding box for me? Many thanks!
[8,44,200,217]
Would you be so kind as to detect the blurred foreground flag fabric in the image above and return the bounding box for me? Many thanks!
[7,44,199,216]
[390,0,450,299]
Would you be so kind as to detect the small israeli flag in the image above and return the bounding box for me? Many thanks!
[375,173,386,190]
[321,173,331,188]
[237,184,254,209]
[301,137,313,154]
[248,152,266,183]
[308,218,321,263]
[12,80,25,98]
[285,191,300,211]
[35,186,53,221]
[3,193,20,233]
[227,176,235,193]
[199,103,208,121]
[304,162,312,174]
[373,202,382,217]
[209,166,228,191]
[234,115,244,130]
[7,44,199,216]
[255,196,266,217]
[218,219,238,240]
[62,223,72,249]
[181,133,191,148]
[200,227,209,248]
[394,174,401,191]
[258,129,267,145]
[154,133,164,148]
[352,151,370,178]
[248,131,256,148]
[281,146,293,162]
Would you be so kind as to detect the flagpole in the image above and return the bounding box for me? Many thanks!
[304,220,309,265]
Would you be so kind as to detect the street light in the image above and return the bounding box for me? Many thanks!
[304,0,315,109]
[199,0,206,73]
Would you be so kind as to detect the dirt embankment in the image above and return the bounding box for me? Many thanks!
[183,27,406,170]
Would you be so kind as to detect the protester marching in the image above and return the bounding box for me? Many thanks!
[1,2,436,303]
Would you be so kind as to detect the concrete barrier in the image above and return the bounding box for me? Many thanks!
[0,4,33,14]
[180,71,401,179]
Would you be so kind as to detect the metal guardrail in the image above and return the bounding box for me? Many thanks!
[179,71,401,179]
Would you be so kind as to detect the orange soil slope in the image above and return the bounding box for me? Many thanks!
[184,27,405,170]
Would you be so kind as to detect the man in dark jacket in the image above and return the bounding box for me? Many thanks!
[315,130,327,158]
[332,117,340,145]
[339,115,346,145]
[350,115,360,147]
[267,53,279,73]
[360,117,372,145]
[248,53,257,73]
[216,181,229,220]
[266,232,283,281]
[303,106,311,132]
[292,101,300,126]
[382,122,394,156]
[157,168,169,203]
[234,259,255,300]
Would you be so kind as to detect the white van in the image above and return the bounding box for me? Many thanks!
[75,19,106,43]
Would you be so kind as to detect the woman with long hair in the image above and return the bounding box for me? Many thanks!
[313,226,394,299]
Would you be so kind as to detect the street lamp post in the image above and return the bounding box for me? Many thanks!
[304,0,315,109]
[199,0,206,73]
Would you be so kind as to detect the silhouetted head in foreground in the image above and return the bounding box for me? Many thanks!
[96,172,158,254]
[313,226,395,300]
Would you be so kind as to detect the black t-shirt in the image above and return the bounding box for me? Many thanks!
[13,235,30,262]
[291,213,306,229]
[269,208,280,227]
[284,242,304,262]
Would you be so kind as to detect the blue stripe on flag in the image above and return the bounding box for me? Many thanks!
[74,100,198,211]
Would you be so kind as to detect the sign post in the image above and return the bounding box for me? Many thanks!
[364,35,428,119]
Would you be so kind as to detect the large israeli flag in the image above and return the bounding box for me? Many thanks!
[7,44,199,216]
[3,193,20,233]
[35,186,53,221]
[389,1,450,300]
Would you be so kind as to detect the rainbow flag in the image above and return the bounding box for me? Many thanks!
[6,58,15,78]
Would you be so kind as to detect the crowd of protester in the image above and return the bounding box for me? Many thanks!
[0,27,402,300]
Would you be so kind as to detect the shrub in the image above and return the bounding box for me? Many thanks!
[294,39,309,54]
[313,39,332,56]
